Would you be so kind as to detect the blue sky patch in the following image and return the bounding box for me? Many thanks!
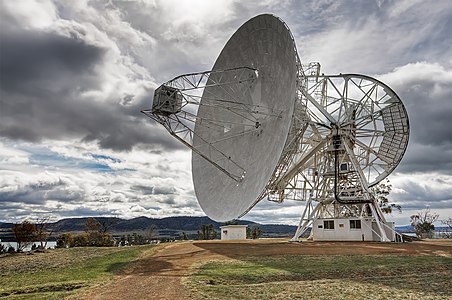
[28,147,114,173]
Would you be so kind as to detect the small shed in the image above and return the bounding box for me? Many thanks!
[220,225,247,240]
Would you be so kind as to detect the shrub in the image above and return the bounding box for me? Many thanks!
[56,232,114,248]
[72,233,90,247]
[12,220,37,251]
[56,233,73,248]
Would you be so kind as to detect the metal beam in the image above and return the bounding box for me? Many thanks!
[300,88,336,124]
[273,138,327,191]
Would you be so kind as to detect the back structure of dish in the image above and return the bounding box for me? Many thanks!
[267,69,410,204]
[192,14,298,222]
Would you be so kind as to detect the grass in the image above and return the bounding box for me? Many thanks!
[187,255,452,300]
[0,245,157,299]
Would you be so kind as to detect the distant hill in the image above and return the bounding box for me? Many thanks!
[49,216,257,232]
[0,216,297,241]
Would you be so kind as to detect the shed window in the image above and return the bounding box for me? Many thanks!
[324,220,334,230]
[350,220,361,229]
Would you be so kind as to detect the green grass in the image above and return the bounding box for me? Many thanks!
[0,245,156,299]
[187,255,452,300]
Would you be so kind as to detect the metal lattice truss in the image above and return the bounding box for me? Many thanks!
[265,62,409,205]
[142,67,285,182]
[143,60,409,242]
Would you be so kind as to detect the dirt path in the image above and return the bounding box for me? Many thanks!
[78,241,228,300]
[78,239,452,300]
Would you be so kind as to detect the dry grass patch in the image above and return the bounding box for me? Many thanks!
[0,245,156,299]
[187,255,451,299]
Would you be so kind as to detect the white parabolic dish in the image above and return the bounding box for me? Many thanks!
[192,14,298,222]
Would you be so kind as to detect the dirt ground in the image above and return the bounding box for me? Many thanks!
[78,239,452,300]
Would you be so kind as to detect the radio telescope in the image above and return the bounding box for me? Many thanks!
[142,14,409,242]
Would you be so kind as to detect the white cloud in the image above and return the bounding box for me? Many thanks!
[390,173,452,205]
[0,138,199,222]
[299,1,452,74]
[0,142,30,167]
[378,62,452,87]
[2,0,57,29]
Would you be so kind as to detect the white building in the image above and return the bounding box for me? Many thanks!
[312,218,396,241]
[220,225,247,240]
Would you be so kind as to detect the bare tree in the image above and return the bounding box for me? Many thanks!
[12,221,37,252]
[180,232,189,240]
[85,217,101,233]
[441,218,452,231]
[85,217,101,246]
[146,224,158,241]
[410,208,439,238]
[35,216,57,249]
[84,217,114,247]
[251,227,262,239]
[97,217,119,234]
[198,224,216,240]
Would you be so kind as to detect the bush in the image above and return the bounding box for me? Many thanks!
[94,233,114,247]
[72,233,89,247]
[12,220,37,251]
[411,209,439,239]
[56,233,73,248]
[56,232,114,248]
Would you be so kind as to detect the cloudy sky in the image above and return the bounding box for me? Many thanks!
[1,0,451,226]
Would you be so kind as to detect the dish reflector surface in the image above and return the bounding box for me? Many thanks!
[192,14,297,221]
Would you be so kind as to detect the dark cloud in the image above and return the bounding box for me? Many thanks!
[131,185,154,195]
[0,29,104,93]
[0,178,82,205]
[131,185,176,196]
[0,86,177,151]
[153,186,176,195]
[0,1,185,152]
[395,181,452,203]
[401,82,452,147]
[0,202,24,211]
[0,24,182,151]
[380,63,452,174]
[394,199,452,210]
[58,207,112,218]
[398,143,452,175]
[155,195,177,205]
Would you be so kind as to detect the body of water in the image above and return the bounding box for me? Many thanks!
[1,241,57,251]
[402,232,417,237]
